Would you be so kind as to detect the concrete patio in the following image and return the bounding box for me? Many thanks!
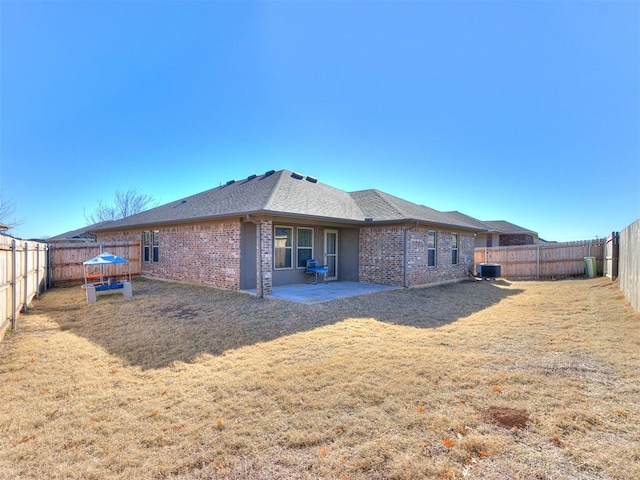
[245,281,402,305]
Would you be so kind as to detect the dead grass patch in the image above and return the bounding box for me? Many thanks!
[1,277,639,479]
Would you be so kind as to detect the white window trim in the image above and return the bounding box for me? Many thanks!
[452,233,459,266]
[274,225,294,270]
[296,227,314,269]
[427,230,437,268]
[142,230,160,264]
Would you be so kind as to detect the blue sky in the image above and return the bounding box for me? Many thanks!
[1,0,638,241]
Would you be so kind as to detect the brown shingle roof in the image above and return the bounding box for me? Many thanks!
[481,220,537,235]
[92,169,488,232]
[48,221,115,242]
[350,190,487,230]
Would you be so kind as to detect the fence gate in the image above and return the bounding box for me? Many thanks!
[604,232,620,280]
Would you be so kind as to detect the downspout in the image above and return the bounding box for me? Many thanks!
[246,215,263,299]
[403,222,419,288]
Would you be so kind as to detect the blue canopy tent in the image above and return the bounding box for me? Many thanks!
[83,251,131,286]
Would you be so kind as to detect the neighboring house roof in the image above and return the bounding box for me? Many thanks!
[481,220,537,236]
[444,212,538,237]
[92,169,489,233]
[441,211,495,231]
[48,221,115,242]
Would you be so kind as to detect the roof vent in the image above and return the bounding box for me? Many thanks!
[365,217,374,222]
[226,179,235,186]
[264,170,275,176]
[291,172,304,180]
[247,174,257,181]
[305,176,318,183]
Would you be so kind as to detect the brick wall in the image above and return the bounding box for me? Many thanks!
[358,226,405,285]
[406,228,475,286]
[98,220,476,291]
[499,234,535,246]
[359,225,475,287]
[257,220,273,296]
[96,220,242,291]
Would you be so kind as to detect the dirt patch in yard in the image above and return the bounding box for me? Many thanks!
[1,277,639,480]
[483,406,530,429]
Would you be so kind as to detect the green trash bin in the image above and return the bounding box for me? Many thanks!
[584,257,596,278]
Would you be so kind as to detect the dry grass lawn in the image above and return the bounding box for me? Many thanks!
[1,277,639,479]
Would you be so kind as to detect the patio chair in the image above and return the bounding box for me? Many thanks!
[305,259,329,284]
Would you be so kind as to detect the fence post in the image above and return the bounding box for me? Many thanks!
[47,245,52,289]
[537,244,540,279]
[23,242,28,313]
[36,243,40,299]
[44,244,48,292]
[11,239,17,331]
[605,232,620,280]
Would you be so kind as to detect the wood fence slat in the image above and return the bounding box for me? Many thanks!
[0,234,48,338]
[618,220,640,312]
[48,241,141,287]
[474,238,606,279]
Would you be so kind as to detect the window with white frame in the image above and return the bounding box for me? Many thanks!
[274,226,293,269]
[427,230,436,267]
[451,233,459,265]
[297,227,313,268]
[142,230,159,263]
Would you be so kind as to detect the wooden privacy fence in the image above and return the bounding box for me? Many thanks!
[474,238,606,279]
[603,232,620,280]
[48,241,141,287]
[617,219,639,312]
[0,233,48,337]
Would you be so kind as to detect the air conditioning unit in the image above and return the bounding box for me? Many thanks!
[476,263,501,279]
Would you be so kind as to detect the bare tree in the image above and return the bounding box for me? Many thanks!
[85,188,157,224]
[0,195,22,229]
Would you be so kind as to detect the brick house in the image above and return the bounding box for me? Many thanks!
[441,214,540,247]
[476,220,539,247]
[91,169,489,297]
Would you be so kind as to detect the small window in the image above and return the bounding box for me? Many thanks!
[152,230,159,263]
[297,227,313,268]
[274,226,293,269]
[143,230,159,263]
[143,231,150,262]
[427,230,436,267]
[451,233,459,265]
